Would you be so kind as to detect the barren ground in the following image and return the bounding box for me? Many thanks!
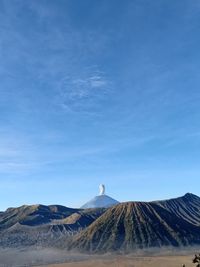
[38,254,193,267]
[0,247,199,267]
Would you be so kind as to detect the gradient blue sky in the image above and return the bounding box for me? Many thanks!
[0,0,200,211]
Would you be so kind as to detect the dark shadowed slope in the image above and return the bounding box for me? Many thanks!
[0,204,79,230]
[69,194,200,252]
[0,205,106,247]
[54,208,106,228]
[155,193,200,226]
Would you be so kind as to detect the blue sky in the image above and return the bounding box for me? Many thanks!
[0,0,200,211]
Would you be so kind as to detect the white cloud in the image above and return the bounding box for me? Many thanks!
[89,75,107,88]
[58,67,112,113]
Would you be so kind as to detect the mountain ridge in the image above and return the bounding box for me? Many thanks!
[68,193,200,252]
[1,193,200,252]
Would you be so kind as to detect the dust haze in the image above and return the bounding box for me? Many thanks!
[0,246,199,267]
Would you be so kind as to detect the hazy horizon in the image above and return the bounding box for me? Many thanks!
[1,0,200,211]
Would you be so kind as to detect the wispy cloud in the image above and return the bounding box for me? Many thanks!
[0,0,112,117]
[58,67,112,113]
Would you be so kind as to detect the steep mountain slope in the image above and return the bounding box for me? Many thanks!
[81,195,119,209]
[1,193,200,252]
[54,208,106,228]
[156,193,200,226]
[0,205,79,231]
[0,205,106,247]
[69,194,200,252]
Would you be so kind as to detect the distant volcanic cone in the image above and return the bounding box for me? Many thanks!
[81,184,119,209]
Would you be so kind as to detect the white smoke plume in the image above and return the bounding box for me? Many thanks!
[99,184,105,195]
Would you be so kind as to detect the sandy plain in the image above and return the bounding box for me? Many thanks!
[39,254,194,267]
[0,248,198,267]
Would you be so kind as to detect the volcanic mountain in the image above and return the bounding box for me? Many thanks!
[81,184,119,209]
[0,204,106,247]
[69,193,200,252]
[1,193,200,252]
[81,194,119,209]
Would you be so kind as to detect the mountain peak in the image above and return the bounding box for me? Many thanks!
[183,192,199,201]
[81,185,119,209]
[71,194,200,252]
[81,194,119,209]
[184,192,196,197]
